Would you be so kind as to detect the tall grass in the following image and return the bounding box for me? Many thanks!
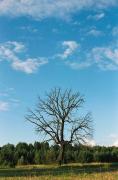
[0,172,118,180]
[0,163,118,180]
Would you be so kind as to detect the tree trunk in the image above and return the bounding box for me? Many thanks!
[58,144,65,166]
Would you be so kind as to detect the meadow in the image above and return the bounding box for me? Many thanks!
[0,163,118,180]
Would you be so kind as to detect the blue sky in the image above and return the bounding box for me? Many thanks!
[0,0,118,146]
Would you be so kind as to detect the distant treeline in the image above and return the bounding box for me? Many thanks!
[0,142,118,167]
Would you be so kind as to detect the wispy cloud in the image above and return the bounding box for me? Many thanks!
[20,26,38,33]
[87,29,103,36]
[0,86,20,111]
[57,40,118,71]
[6,41,25,53]
[0,87,15,97]
[69,45,118,71]
[0,101,9,111]
[89,46,118,70]
[58,41,79,59]
[112,26,118,36]
[0,92,9,97]
[0,99,20,111]
[66,61,91,70]
[0,0,117,20]
[87,13,105,20]
[0,41,48,74]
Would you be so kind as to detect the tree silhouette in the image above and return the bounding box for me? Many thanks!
[26,88,93,165]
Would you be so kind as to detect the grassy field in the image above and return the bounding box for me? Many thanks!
[0,163,118,180]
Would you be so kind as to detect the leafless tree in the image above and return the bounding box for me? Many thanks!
[26,88,93,165]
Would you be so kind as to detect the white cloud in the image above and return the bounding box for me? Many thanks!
[6,41,25,53]
[108,134,118,147]
[59,41,79,59]
[0,101,9,111]
[0,43,17,61]
[90,46,118,70]
[59,41,118,71]
[113,140,118,147]
[12,58,47,74]
[0,0,117,20]
[0,41,48,74]
[87,29,103,36]
[86,139,96,146]
[87,13,105,20]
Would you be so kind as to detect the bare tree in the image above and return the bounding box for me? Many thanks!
[26,88,93,165]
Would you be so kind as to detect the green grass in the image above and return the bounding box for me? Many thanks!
[0,163,118,180]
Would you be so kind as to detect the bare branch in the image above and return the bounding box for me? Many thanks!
[26,88,93,165]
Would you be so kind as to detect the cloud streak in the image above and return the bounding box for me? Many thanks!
[0,101,9,111]
[87,29,103,36]
[87,13,105,21]
[0,0,117,20]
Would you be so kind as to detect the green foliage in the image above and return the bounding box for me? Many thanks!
[0,144,16,167]
[34,150,42,164]
[78,150,93,163]
[0,142,118,167]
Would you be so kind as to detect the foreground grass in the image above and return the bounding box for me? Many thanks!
[0,163,118,180]
[0,172,118,180]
